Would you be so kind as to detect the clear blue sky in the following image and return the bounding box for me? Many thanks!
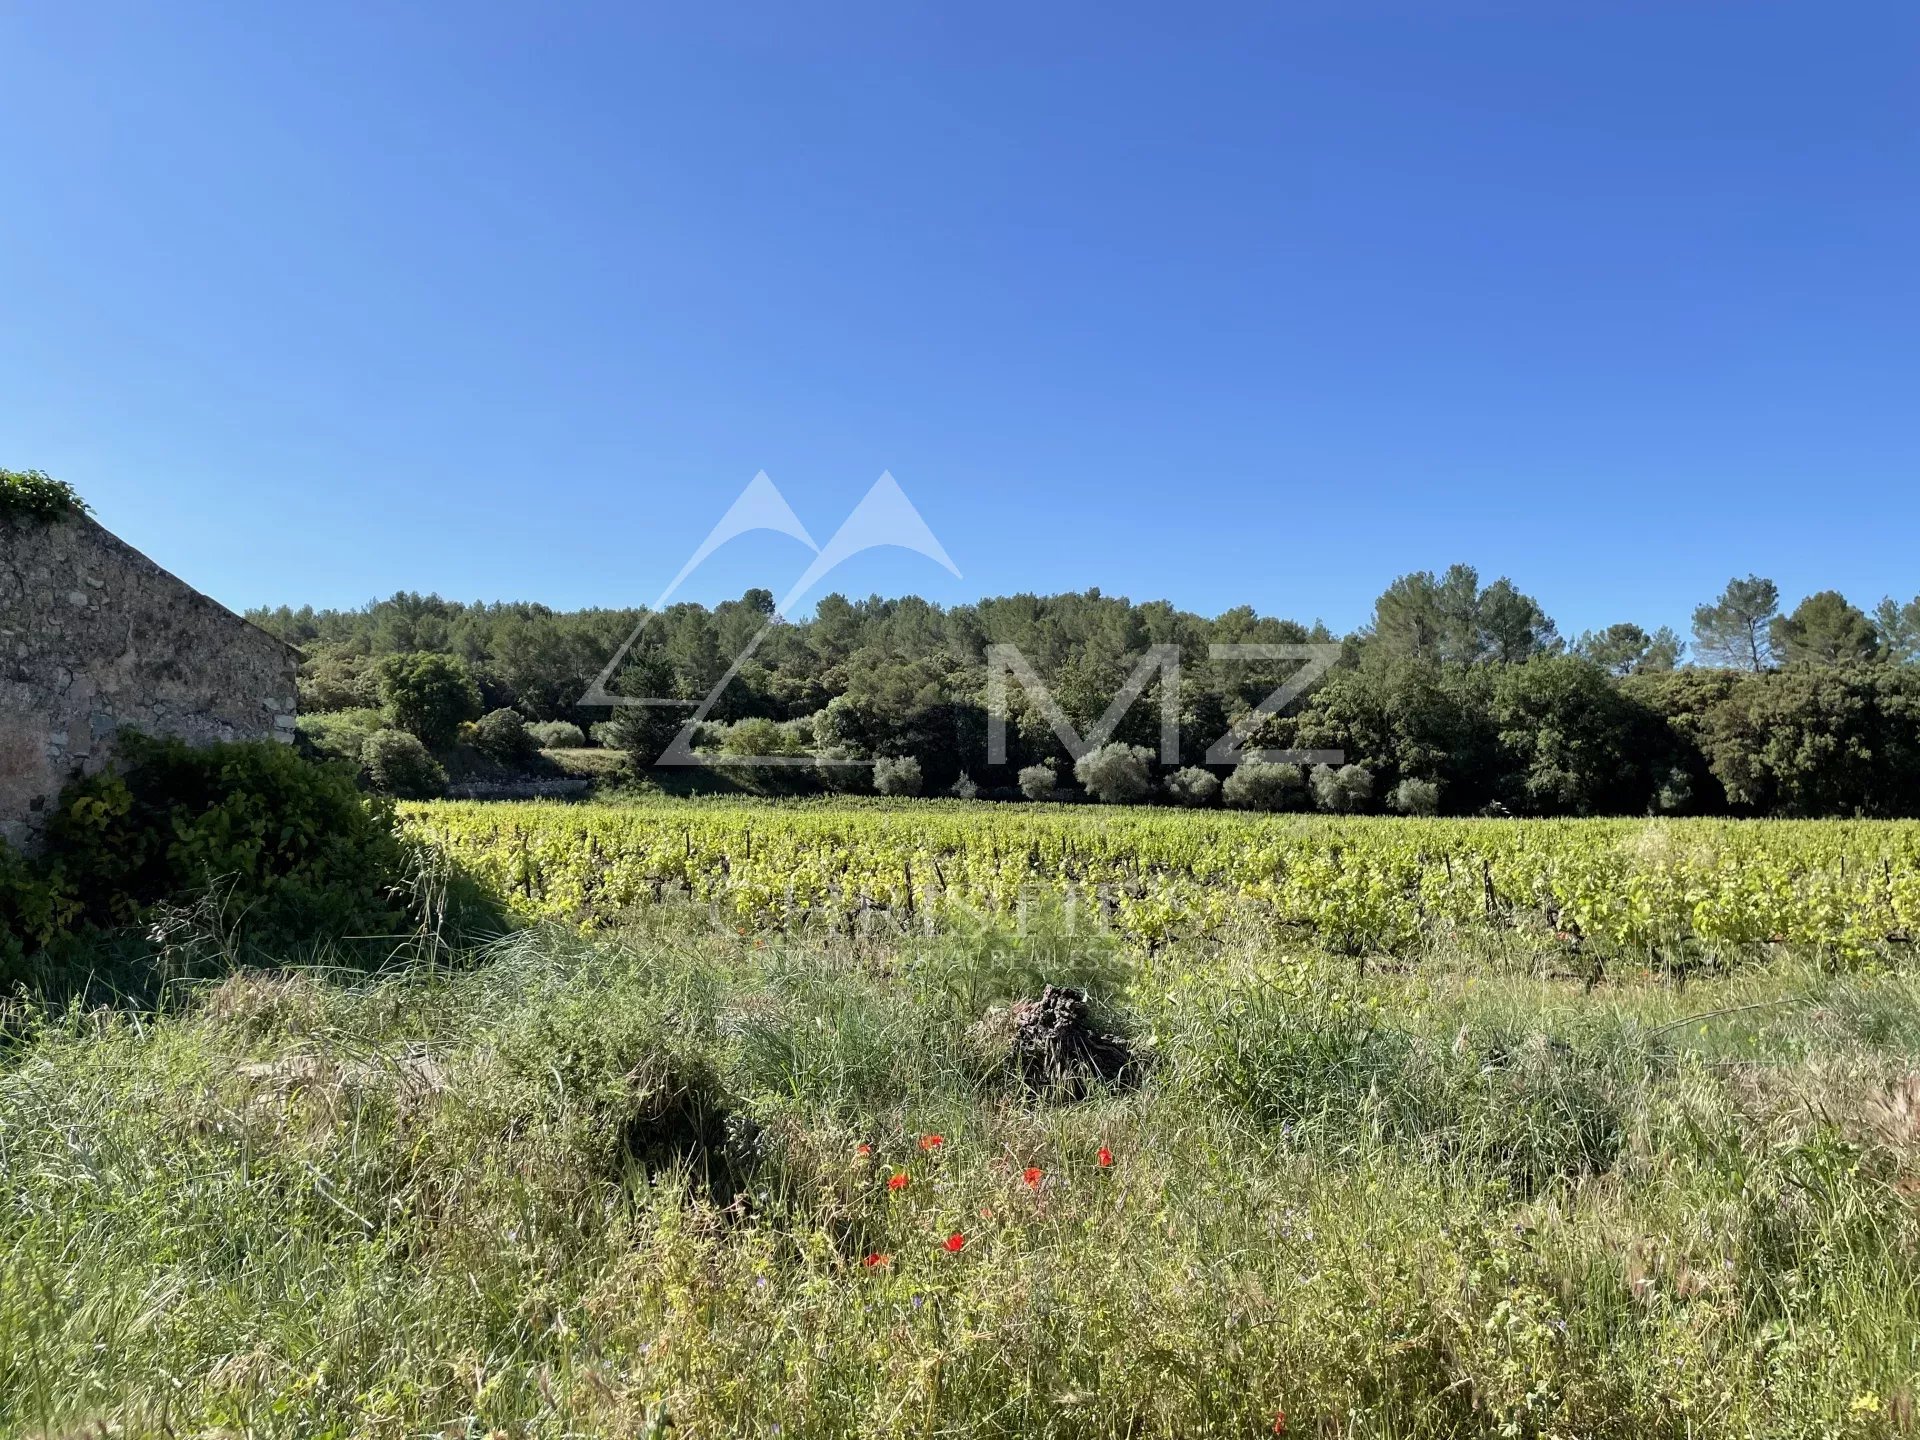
[4,2,1915,639]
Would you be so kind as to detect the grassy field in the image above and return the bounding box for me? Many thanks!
[6,881,1920,1437]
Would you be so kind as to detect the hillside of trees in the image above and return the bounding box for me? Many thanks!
[249,566,1920,818]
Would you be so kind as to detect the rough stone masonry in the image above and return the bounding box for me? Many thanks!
[1,508,299,852]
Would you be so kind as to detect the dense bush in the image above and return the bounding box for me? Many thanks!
[376,652,482,749]
[872,755,924,797]
[295,707,386,768]
[0,840,77,980]
[1288,659,1493,809]
[472,708,538,766]
[296,650,382,712]
[602,707,685,769]
[362,729,448,799]
[1018,763,1056,801]
[1164,766,1220,807]
[1,737,415,981]
[528,720,588,749]
[1074,743,1152,803]
[1631,665,1920,817]
[1222,760,1305,810]
[1310,762,1374,813]
[718,717,807,758]
[1696,665,1920,816]
[1388,776,1441,815]
[1487,657,1653,815]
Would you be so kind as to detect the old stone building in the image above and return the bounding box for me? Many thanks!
[1,507,299,851]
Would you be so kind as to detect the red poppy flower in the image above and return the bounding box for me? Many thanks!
[1022,1166,1044,1190]
[1097,1146,1113,1168]
[1271,1410,1287,1434]
[943,1233,966,1253]
[855,1143,873,1157]
[918,1134,944,1152]
[887,1173,909,1192]
[862,1252,892,1269]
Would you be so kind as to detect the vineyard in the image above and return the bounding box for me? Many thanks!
[405,798,1920,966]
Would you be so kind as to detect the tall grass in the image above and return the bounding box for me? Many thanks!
[3,912,1918,1437]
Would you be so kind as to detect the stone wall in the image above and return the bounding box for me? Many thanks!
[0,510,299,851]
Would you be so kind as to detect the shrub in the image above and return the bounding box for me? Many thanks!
[297,650,381,712]
[362,729,448,799]
[295,708,386,768]
[472,708,538,766]
[0,467,89,520]
[809,696,867,758]
[528,720,587,749]
[1165,766,1221,807]
[1073,743,1152,804]
[1311,763,1375,813]
[0,839,79,979]
[602,708,686,769]
[376,652,481,750]
[29,736,413,954]
[1018,763,1057,801]
[949,771,979,800]
[1222,761,1305,810]
[1388,777,1441,816]
[872,756,923,797]
[720,717,803,758]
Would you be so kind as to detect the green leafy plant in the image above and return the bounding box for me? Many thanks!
[295,707,387,767]
[2,737,419,987]
[1073,743,1152,803]
[1018,763,1056,801]
[529,720,588,749]
[376,652,482,749]
[1164,765,1220,807]
[1222,760,1305,810]
[471,708,538,767]
[872,755,923,797]
[362,729,449,799]
[0,467,89,520]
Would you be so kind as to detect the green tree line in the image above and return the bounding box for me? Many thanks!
[249,567,1920,817]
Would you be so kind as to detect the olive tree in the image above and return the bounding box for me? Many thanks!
[527,720,587,749]
[1165,766,1221,807]
[873,755,923,797]
[1388,776,1440,816]
[1311,763,1375,813]
[1073,743,1152,804]
[1222,760,1305,811]
[1018,763,1057,801]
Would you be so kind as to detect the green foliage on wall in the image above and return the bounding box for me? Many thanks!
[2,737,420,988]
[0,467,89,521]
